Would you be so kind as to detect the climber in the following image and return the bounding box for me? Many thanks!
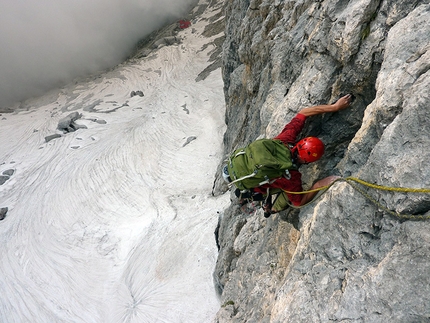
[224,94,353,216]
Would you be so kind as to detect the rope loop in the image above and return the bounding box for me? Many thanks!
[283,177,430,220]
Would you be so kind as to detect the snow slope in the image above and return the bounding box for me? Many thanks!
[0,2,228,322]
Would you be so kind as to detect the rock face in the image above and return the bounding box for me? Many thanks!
[214,1,430,322]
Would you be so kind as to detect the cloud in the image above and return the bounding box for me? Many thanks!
[0,0,198,107]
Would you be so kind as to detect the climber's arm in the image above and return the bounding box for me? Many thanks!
[298,94,352,117]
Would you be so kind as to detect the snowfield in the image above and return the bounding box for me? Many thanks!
[0,3,229,322]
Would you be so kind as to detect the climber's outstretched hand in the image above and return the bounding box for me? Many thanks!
[333,94,353,112]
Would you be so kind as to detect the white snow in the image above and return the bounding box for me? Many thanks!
[0,4,228,322]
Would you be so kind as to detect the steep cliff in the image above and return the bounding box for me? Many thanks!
[213,1,430,322]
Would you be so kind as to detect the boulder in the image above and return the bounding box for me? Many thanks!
[0,207,7,221]
[57,112,87,133]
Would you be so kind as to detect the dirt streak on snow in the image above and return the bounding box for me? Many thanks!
[0,3,228,322]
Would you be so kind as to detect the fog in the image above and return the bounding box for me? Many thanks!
[0,0,198,108]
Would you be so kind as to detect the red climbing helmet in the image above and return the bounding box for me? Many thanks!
[292,137,325,163]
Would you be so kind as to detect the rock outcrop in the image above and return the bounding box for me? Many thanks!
[214,1,430,322]
[57,112,86,133]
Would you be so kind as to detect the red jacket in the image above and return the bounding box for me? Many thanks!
[253,113,307,206]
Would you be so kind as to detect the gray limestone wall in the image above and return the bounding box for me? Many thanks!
[214,1,430,322]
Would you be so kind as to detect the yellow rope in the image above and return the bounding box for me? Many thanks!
[280,177,430,220]
[282,177,430,195]
[345,177,430,193]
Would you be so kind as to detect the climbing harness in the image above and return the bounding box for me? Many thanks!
[281,177,430,220]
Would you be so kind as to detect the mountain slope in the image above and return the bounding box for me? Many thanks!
[0,1,227,322]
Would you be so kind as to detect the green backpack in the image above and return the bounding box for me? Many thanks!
[226,139,296,191]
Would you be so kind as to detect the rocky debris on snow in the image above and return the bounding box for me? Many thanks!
[130,90,144,98]
[129,0,219,62]
[214,1,430,322]
[182,136,197,147]
[57,112,87,133]
[2,169,14,177]
[0,207,7,221]
[138,49,153,58]
[153,36,180,49]
[0,176,9,185]
[89,118,107,124]
[181,104,189,114]
[130,23,180,60]
[0,169,15,185]
[45,134,62,143]
[196,4,225,82]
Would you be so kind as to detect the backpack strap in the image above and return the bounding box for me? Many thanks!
[228,172,281,188]
[228,170,257,188]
